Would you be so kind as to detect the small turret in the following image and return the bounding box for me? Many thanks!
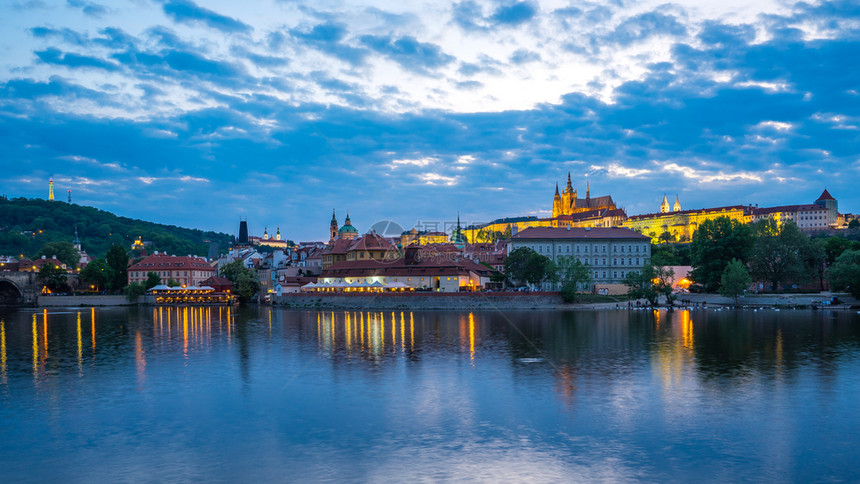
[660,194,670,213]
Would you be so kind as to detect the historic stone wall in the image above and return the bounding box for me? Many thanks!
[37,295,136,307]
[273,292,564,310]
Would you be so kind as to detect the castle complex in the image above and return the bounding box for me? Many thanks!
[464,174,848,244]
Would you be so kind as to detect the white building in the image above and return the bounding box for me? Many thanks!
[509,226,651,293]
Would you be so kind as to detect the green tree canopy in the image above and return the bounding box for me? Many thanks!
[38,262,68,292]
[35,241,79,269]
[220,259,259,303]
[623,263,674,307]
[555,255,591,302]
[719,259,752,306]
[144,271,161,290]
[827,249,860,298]
[748,220,814,292]
[105,244,129,291]
[689,216,754,292]
[504,247,554,288]
[80,258,113,292]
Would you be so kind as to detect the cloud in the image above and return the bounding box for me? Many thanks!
[289,22,369,66]
[360,35,454,73]
[490,2,537,26]
[66,0,106,18]
[161,0,252,34]
[35,48,119,71]
[510,49,541,65]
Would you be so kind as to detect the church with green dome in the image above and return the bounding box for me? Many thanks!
[329,209,359,242]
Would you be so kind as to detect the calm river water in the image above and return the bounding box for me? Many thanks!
[1,306,859,482]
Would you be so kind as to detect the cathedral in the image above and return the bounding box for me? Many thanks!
[552,172,617,218]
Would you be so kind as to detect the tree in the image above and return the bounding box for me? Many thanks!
[827,250,860,298]
[105,244,129,291]
[144,271,161,290]
[166,278,180,287]
[748,220,810,292]
[504,247,554,288]
[38,263,68,292]
[35,241,79,269]
[658,231,674,244]
[623,266,659,307]
[555,256,591,302]
[849,219,860,229]
[124,282,147,301]
[689,216,754,292]
[80,258,113,292]
[220,259,259,303]
[623,263,674,307]
[503,225,513,239]
[719,259,752,306]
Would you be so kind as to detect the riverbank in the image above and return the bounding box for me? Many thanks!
[31,291,858,310]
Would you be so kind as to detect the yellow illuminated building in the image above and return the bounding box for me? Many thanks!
[623,205,752,243]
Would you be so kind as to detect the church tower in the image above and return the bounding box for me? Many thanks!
[276,227,281,241]
[561,172,574,216]
[263,227,269,240]
[73,226,81,252]
[330,209,338,243]
[660,194,670,213]
[552,184,562,218]
[48,177,54,202]
[673,195,681,212]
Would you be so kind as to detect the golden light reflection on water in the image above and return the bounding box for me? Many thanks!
[653,309,697,390]
[76,311,82,374]
[1,319,6,385]
[135,331,146,386]
[32,313,38,380]
[469,312,476,364]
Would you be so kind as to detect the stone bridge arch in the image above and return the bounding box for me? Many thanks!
[0,272,39,306]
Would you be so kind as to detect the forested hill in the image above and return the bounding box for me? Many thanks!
[0,197,233,259]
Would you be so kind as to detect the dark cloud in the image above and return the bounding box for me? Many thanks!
[359,35,454,73]
[161,0,252,34]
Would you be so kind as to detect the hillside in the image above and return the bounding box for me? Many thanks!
[0,197,233,260]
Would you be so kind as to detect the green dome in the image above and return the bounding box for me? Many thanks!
[339,224,358,234]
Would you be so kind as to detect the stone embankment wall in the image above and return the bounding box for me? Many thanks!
[274,292,564,310]
[37,295,136,307]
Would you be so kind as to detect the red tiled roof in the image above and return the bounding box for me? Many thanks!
[817,189,835,201]
[347,232,396,252]
[322,255,497,278]
[513,226,649,240]
[129,254,214,271]
[752,204,821,215]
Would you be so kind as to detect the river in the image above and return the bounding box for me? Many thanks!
[1,306,858,482]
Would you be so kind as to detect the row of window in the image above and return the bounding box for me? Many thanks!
[529,243,649,255]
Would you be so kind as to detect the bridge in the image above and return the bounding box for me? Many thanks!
[0,272,40,305]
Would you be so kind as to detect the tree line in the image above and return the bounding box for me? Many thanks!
[502,216,860,305]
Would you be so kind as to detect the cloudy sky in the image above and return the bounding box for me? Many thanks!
[1,0,858,241]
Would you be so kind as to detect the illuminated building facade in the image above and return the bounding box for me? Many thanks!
[509,226,651,293]
[128,254,216,287]
[623,205,752,243]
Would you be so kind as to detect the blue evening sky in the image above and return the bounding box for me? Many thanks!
[1,0,858,241]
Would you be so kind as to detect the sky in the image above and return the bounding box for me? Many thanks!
[1,0,859,241]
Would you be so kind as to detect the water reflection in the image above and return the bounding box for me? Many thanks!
[1,306,860,481]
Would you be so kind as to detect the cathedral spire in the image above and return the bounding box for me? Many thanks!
[586,180,590,199]
[674,195,681,212]
[660,194,670,213]
[555,183,559,196]
[566,172,573,192]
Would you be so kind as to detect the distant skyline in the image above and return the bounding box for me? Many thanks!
[1,0,858,241]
